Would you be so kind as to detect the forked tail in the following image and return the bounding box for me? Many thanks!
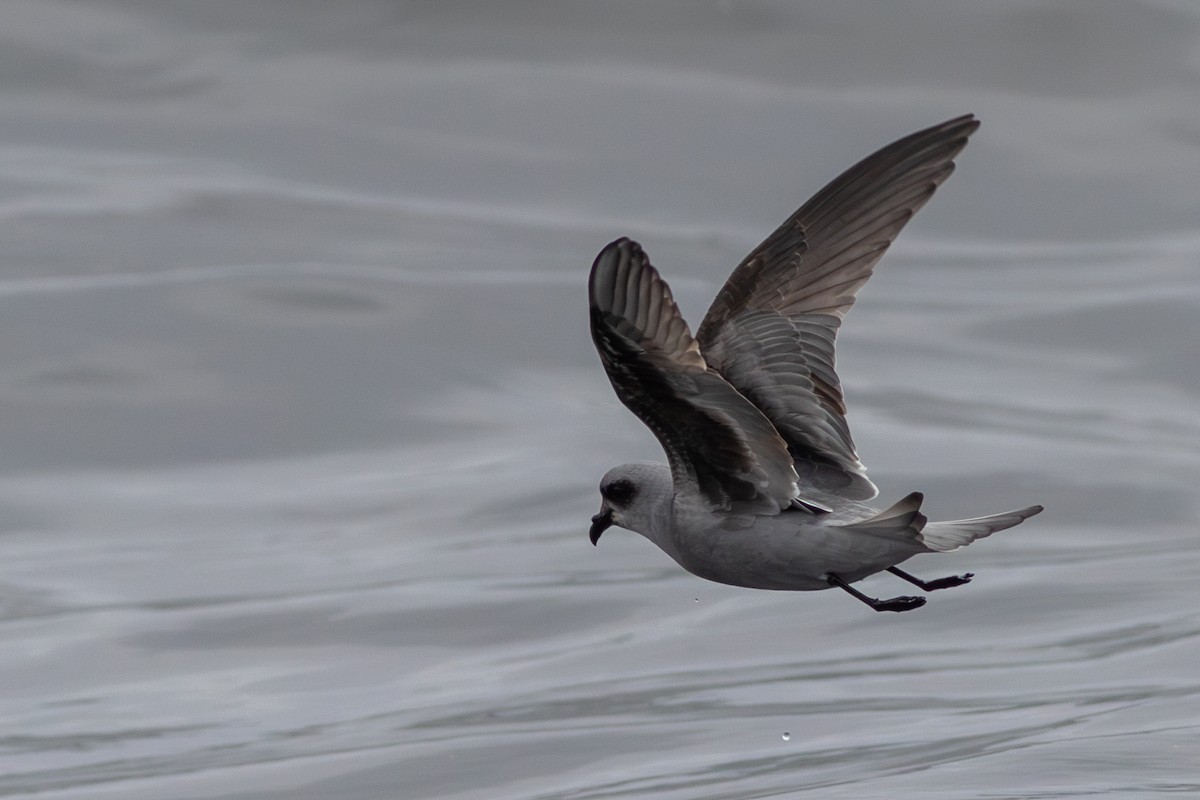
[836,493,1043,553]
[919,504,1044,552]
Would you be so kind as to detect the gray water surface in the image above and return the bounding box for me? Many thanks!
[2,2,1199,798]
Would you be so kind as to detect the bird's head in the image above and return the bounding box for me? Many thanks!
[590,462,672,545]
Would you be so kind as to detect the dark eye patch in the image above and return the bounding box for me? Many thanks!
[604,479,636,506]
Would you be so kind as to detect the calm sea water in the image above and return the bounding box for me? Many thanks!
[2,2,1199,798]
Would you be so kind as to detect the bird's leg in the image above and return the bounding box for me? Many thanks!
[826,573,926,612]
[887,566,973,591]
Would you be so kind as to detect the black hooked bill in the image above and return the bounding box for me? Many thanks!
[589,510,612,545]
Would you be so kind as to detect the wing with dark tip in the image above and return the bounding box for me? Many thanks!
[589,237,801,514]
[697,115,980,500]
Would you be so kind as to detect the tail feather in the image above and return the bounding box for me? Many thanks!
[919,504,1044,552]
[838,491,928,540]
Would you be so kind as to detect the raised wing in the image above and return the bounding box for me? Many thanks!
[589,238,801,514]
[697,114,980,500]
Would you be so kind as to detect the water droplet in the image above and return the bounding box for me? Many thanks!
[781,732,791,741]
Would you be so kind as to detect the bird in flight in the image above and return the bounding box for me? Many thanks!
[587,114,1042,612]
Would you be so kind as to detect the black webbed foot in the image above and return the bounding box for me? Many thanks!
[887,566,973,591]
[827,573,927,613]
[871,594,927,612]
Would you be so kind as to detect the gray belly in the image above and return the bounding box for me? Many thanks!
[673,520,925,591]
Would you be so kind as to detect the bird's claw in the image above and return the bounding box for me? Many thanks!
[920,573,973,591]
[873,595,926,612]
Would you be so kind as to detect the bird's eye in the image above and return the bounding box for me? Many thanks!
[603,479,636,506]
